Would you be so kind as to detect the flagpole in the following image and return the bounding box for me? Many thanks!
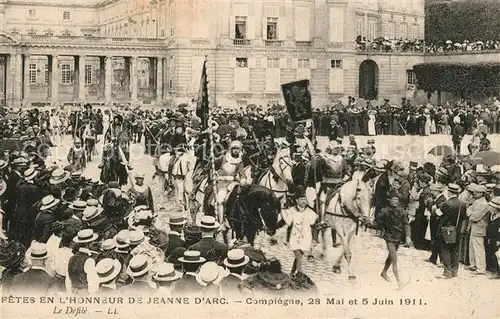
[205,57,219,224]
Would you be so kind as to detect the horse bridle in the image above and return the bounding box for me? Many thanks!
[265,156,293,198]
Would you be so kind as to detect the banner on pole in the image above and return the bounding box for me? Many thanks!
[196,60,209,130]
[281,79,312,122]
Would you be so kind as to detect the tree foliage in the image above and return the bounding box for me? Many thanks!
[425,0,500,43]
[413,63,500,96]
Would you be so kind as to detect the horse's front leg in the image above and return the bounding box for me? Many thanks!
[344,223,358,282]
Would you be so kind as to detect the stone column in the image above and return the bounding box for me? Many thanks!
[5,54,13,104]
[156,57,163,102]
[148,57,156,100]
[22,54,30,106]
[98,56,105,100]
[124,57,130,99]
[130,56,138,101]
[78,55,85,101]
[13,53,22,106]
[104,56,113,106]
[50,55,59,105]
[73,56,80,100]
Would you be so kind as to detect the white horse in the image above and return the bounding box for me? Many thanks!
[157,152,196,211]
[322,179,372,282]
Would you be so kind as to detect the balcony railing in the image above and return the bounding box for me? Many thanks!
[295,41,312,47]
[233,39,251,46]
[264,39,282,47]
[18,34,165,46]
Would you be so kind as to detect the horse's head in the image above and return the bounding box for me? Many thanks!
[262,192,281,236]
[340,180,372,224]
[273,149,293,184]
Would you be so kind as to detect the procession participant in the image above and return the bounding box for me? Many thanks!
[82,122,96,162]
[130,172,154,212]
[465,184,490,275]
[119,254,157,295]
[95,258,122,296]
[214,140,247,227]
[172,250,206,295]
[153,262,182,296]
[67,229,99,294]
[11,242,54,295]
[435,183,467,279]
[165,213,187,256]
[281,186,317,276]
[369,192,411,290]
[189,216,228,264]
[66,138,86,172]
[220,248,250,295]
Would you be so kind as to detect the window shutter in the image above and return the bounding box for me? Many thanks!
[279,58,287,69]
[247,15,255,39]
[342,59,349,70]
[310,59,317,69]
[228,57,236,68]
[248,57,256,69]
[292,58,298,69]
[230,15,235,38]
[261,57,268,69]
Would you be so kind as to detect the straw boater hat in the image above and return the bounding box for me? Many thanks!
[23,167,38,181]
[0,160,8,170]
[114,230,130,253]
[178,250,206,264]
[29,242,49,260]
[489,197,500,209]
[223,249,250,268]
[126,254,151,278]
[49,169,70,185]
[128,230,145,246]
[101,239,116,251]
[73,229,99,244]
[82,206,104,222]
[40,195,60,211]
[12,157,28,167]
[469,184,487,194]
[153,262,182,282]
[0,180,7,197]
[196,215,220,229]
[429,183,445,192]
[86,199,99,207]
[168,213,187,226]
[196,261,225,286]
[96,258,122,283]
[447,183,462,194]
[69,200,87,211]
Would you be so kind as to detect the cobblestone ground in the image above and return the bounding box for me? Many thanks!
[50,134,500,318]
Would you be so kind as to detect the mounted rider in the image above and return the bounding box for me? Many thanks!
[105,114,131,162]
[214,140,248,227]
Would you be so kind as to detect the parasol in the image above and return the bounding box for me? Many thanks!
[466,151,500,167]
[428,145,453,157]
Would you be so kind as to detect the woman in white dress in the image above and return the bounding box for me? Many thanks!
[368,111,376,136]
[424,110,432,136]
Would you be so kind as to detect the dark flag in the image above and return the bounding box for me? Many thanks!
[281,79,312,122]
[196,60,209,130]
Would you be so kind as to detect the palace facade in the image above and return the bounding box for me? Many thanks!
[0,0,426,108]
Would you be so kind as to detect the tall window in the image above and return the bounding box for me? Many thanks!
[61,64,71,84]
[267,17,278,40]
[63,11,70,20]
[44,64,48,84]
[406,70,416,85]
[400,23,407,39]
[356,17,363,37]
[331,60,343,69]
[235,16,247,39]
[85,65,92,84]
[329,59,344,93]
[368,19,377,40]
[267,58,279,68]
[29,64,37,84]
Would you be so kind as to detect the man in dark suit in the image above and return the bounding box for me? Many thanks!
[188,216,228,264]
[4,158,26,236]
[220,249,250,295]
[435,183,467,279]
[119,254,157,295]
[171,250,205,295]
[11,242,54,294]
[372,162,390,221]
[165,213,187,257]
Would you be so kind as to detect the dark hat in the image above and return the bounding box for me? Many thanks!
[293,186,307,199]
[420,173,432,184]
[62,187,79,203]
[114,114,124,123]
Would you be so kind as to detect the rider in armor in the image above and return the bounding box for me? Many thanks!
[67,138,86,172]
[215,140,247,227]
